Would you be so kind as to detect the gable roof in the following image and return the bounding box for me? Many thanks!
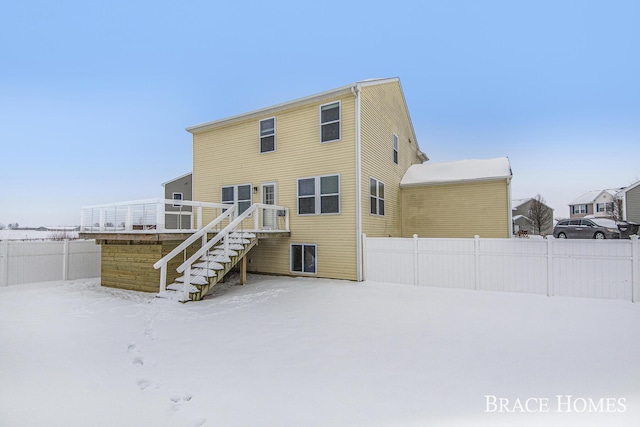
[569,188,623,205]
[161,172,192,187]
[186,78,399,134]
[185,78,425,159]
[512,198,533,209]
[619,181,640,194]
[400,157,512,187]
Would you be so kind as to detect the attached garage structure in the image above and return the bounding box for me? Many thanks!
[400,157,513,238]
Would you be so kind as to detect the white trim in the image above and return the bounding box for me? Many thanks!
[259,116,276,154]
[172,192,183,207]
[507,177,513,236]
[221,183,253,215]
[161,172,192,187]
[290,243,317,275]
[319,100,341,143]
[400,176,511,188]
[296,174,341,216]
[354,85,363,281]
[392,133,398,165]
[369,177,385,217]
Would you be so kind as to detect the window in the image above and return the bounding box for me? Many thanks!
[221,184,252,214]
[259,117,275,153]
[370,178,385,216]
[573,204,587,214]
[297,175,340,215]
[596,203,605,213]
[172,192,183,207]
[320,102,340,142]
[291,244,316,274]
[392,134,398,164]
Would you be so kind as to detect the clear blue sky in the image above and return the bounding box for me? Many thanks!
[1,0,638,226]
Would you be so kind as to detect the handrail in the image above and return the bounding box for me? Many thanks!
[155,203,288,296]
[82,199,227,210]
[176,203,283,274]
[153,205,236,270]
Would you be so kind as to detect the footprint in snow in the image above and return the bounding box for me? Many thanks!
[169,391,193,412]
[132,356,144,366]
[136,378,152,391]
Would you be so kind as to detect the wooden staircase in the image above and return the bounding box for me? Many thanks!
[163,232,257,301]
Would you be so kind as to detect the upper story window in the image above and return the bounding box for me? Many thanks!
[222,184,252,215]
[260,117,275,153]
[393,134,398,164]
[297,174,340,215]
[320,101,340,143]
[172,192,183,207]
[573,204,587,214]
[370,178,385,216]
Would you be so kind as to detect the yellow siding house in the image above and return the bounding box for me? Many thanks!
[187,78,427,281]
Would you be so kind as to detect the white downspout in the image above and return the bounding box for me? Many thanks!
[507,177,513,237]
[352,84,363,281]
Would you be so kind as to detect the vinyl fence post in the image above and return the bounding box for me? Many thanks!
[62,239,70,281]
[0,240,8,287]
[413,234,419,286]
[631,235,639,303]
[361,234,367,282]
[474,235,480,291]
[546,235,554,297]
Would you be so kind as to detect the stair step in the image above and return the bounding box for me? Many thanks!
[201,254,231,263]
[230,232,256,239]
[226,238,250,244]
[166,282,201,293]
[215,243,245,251]
[175,275,209,285]
[209,248,238,257]
[193,261,225,270]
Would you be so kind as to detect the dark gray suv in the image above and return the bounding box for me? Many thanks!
[553,218,621,239]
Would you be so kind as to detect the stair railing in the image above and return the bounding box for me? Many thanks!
[153,205,237,293]
[175,203,289,301]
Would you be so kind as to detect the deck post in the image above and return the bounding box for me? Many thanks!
[159,264,167,293]
[240,256,247,285]
[156,201,165,232]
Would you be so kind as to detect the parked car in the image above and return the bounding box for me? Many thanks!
[617,221,640,239]
[553,218,621,239]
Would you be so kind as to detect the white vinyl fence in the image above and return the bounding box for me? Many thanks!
[0,240,101,286]
[363,234,640,302]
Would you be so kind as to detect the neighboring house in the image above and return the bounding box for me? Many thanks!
[569,188,623,219]
[162,173,193,229]
[511,198,554,235]
[400,158,513,238]
[620,180,640,223]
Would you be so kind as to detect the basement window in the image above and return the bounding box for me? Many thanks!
[291,244,316,274]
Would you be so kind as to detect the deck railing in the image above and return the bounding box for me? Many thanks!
[153,203,289,297]
[80,199,229,233]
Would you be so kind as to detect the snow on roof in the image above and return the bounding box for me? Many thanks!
[512,215,533,222]
[400,157,512,187]
[620,181,640,194]
[512,198,532,209]
[569,190,603,205]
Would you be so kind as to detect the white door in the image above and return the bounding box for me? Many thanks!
[262,183,276,228]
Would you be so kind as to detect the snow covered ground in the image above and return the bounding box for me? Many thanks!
[0,229,79,240]
[1,275,639,427]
